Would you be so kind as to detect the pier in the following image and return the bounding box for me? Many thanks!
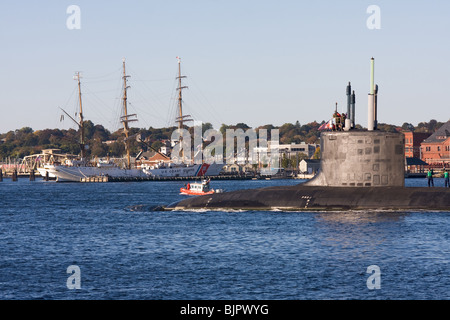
[86,174,257,183]
[0,171,280,182]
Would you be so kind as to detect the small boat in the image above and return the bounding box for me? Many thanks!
[180,179,223,196]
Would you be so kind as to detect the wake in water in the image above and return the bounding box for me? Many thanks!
[126,204,251,213]
[126,204,167,212]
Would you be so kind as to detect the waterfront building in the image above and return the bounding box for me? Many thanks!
[420,120,450,167]
[403,131,431,159]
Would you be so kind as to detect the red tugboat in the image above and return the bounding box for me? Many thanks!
[180,179,222,196]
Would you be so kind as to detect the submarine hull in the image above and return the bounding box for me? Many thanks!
[169,185,450,211]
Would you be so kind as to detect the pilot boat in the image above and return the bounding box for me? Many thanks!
[180,179,223,196]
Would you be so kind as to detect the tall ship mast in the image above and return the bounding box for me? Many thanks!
[175,56,192,130]
[59,72,86,160]
[120,58,138,169]
[140,57,223,178]
[76,72,86,160]
[175,57,193,162]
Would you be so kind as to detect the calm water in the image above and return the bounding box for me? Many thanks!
[0,177,448,300]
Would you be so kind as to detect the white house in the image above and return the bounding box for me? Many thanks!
[299,159,320,174]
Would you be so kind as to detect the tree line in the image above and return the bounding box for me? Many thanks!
[0,119,445,160]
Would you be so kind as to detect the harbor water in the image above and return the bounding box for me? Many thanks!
[0,178,448,300]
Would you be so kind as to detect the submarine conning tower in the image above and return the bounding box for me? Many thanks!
[305,131,405,187]
[305,57,405,188]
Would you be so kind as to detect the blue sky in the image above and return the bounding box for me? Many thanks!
[1,0,449,133]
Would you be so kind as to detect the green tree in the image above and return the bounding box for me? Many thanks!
[90,141,108,157]
[219,124,228,136]
[21,131,38,146]
[92,124,110,142]
[108,141,125,157]
[151,141,164,152]
[280,153,290,169]
[313,146,321,160]
[83,120,95,140]
[36,129,52,145]
[401,122,414,131]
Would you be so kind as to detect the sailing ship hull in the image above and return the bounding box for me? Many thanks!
[37,167,56,178]
[143,163,223,178]
[46,162,223,182]
[47,165,147,182]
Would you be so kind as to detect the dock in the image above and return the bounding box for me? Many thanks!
[0,171,268,182]
[84,175,256,183]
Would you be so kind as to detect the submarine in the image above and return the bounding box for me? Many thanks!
[168,58,450,212]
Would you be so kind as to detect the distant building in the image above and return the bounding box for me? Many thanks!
[403,131,431,158]
[136,150,171,168]
[405,157,428,177]
[241,163,254,174]
[222,163,254,175]
[269,141,318,159]
[420,120,450,167]
[223,163,241,174]
[299,159,320,174]
[159,145,171,156]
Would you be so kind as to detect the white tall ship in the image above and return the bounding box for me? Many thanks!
[142,162,224,178]
[43,58,223,182]
[43,60,146,182]
[141,57,223,178]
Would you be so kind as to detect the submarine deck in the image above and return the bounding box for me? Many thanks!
[168,184,450,211]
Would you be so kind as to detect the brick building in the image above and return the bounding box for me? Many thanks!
[404,131,431,158]
[420,120,450,167]
[135,150,171,169]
